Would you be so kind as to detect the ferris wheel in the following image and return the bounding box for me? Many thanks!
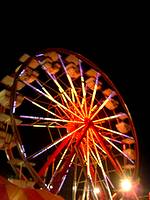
[1,48,139,199]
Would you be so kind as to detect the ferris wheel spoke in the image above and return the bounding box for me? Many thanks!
[58,54,85,116]
[88,73,100,117]
[94,142,107,154]
[90,127,124,175]
[36,79,60,96]
[79,141,87,161]
[55,99,70,118]
[24,96,63,119]
[90,92,115,120]
[37,78,70,110]
[56,140,76,173]
[93,113,127,123]
[35,79,56,99]
[90,148,115,192]
[79,60,87,115]
[36,79,70,113]
[51,126,96,195]
[49,115,91,193]
[38,134,73,177]
[103,136,134,164]
[86,130,91,179]
[49,153,76,194]
[89,131,113,200]
[41,65,84,118]
[25,96,83,123]
[23,79,84,121]
[95,125,133,139]
[70,88,75,103]
[16,122,67,128]
[27,124,85,160]
[19,115,83,124]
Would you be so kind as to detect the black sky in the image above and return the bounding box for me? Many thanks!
[0,45,149,194]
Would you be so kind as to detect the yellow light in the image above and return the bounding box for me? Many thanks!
[120,179,132,192]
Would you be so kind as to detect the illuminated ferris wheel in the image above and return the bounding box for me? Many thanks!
[1,48,139,199]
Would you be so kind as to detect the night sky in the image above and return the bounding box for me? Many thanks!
[0,45,149,195]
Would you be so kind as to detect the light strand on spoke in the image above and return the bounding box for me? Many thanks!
[42,65,84,119]
[88,73,100,117]
[27,124,85,160]
[93,113,127,123]
[86,130,91,179]
[91,92,115,120]
[58,54,85,117]
[89,130,113,199]
[36,79,70,110]
[23,80,83,121]
[95,125,133,139]
[79,60,87,115]
[55,137,76,171]
[24,96,62,119]
[90,148,115,190]
[19,115,83,124]
[16,124,65,128]
[103,136,134,164]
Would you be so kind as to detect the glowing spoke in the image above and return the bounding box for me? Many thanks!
[80,142,87,161]
[19,115,83,124]
[24,79,83,121]
[39,80,70,113]
[95,125,133,139]
[24,96,62,119]
[93,113,127,123]
[24,83,83,120]
[42,65,84,118]
[61,93,70,108]
[104,137,122,144]
[89,73,100,117]
[55,105,70,119]
[49,153,76,190]
[90,148,114,189]
[95,143,107,154]
[36,79,53,98]
[55,139,76,171]
[23,80,53,100]
[38,129,73,177]
[59,55,85,116]
[79,60,87,115]
[89,130,113,199]
[103,136,134,164]
[71,88,75,102]
[88,129,107,155]
[38,74,69,108]
[86,130,90,178]
[91,92,115,120]
[27,124,85,160]
[33,125,64,128]
[16,124,65,128]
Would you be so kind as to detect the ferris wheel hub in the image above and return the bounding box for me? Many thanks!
[84,118,93,127]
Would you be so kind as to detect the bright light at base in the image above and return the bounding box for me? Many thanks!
[120,179,132,192]
[94,187,100,194]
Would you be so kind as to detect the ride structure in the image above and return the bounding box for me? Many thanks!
[0,48,139,199]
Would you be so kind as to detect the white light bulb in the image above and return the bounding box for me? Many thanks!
[120,179,132,192]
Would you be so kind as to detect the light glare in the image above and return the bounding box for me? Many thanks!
[94,187,100,194]
[120,179,132,192]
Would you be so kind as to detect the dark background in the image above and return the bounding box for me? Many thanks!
[0,45,149,195]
